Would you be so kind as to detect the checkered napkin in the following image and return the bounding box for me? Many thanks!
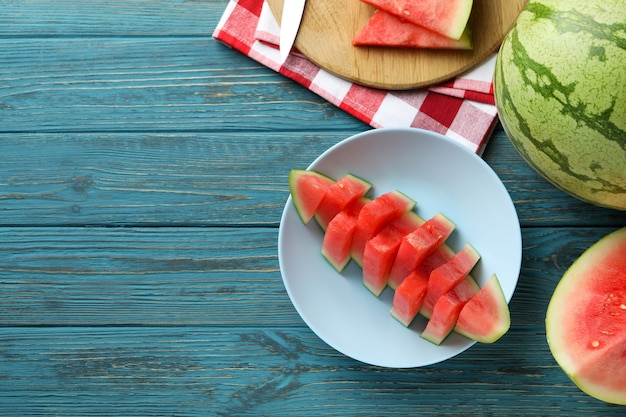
[213,0,499,154]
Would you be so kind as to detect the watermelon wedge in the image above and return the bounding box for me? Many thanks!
[353,10,473,49]
[391,269,429,327]
[322,197,370,272]
[362,211,422,296]
[314,174,372,230]
[546,227,626,405]
[359,0,474,40]
[288,169,335,224]
[455,274,510,343]
[424,243,480,309]
[388,212,456,290]
[421,275,480,345]
[392,245,455,325]
[351,190,416,265]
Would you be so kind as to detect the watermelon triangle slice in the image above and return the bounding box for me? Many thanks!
[360,0,474,40]
[288,169,335,224]
[353,10,473,49]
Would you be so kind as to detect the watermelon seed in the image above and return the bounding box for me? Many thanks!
[591,340,601,348]
[620,304,626,310]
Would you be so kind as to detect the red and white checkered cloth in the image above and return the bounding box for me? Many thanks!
[213,0,499,154]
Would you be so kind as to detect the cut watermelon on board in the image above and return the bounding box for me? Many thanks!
[362,211,422,296]
[421,275,480,345]
[351,190,416,265]
[353,10,473,49]
[546,226,626,405]
[425,243,480,309]
[455,273,510,343]
[288,170,335,224]
[388,212,456,290]
[359,0,474,40]
[314,174,372,230]
[322,197,370,272]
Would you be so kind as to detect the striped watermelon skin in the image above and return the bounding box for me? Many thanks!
[494,0,626,210]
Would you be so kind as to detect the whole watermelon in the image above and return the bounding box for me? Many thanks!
[494,0,626,210]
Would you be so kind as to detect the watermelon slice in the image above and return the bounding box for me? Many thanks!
[351,190,416,265]
[362,211,422,296]
[455,274,510,343]
[321,197,370,272]
[392,245,455,326]
[424,243,480,309]
[388,212,456,290]
[391,269,429,326]
[546,227,626,405]
[359,0,474,40]
[314,174,372,230]
[288,169,335,224]
[353,10,473,49]
[421,275,480,345]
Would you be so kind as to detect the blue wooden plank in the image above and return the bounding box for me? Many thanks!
[0,326,623,416]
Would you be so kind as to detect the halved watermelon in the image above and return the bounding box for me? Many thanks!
[546,227,626,405]
[359,0,474,40]
[288,169,335,224]
[425,243,480,309]
[362,211,422,296]
[351,190,416,265]
[322,197,370,272]
[455,273,510,343]
[314,174,372,230]
[388,212,455,290]
[353,10,473,49]
[421,275,480,345]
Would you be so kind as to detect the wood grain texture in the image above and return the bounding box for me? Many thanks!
[267,0,527,89]
[1,0,625,415]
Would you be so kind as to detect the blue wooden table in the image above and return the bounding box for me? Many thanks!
[1,1,625,415]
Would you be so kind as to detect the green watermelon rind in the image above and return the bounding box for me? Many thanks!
[494,0,626,211]
[545,226,626,405]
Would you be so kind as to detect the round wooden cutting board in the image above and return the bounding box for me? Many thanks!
[267,0,527,90]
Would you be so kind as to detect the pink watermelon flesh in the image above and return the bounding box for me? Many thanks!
[546,227,626,405]
[321,197,370,272]
[314,174,372,230]
[289,169,335,224]
[421,275,480,345]
[425,243,480,311]
[394,245,455,324]
[388,212,456,290]
[391,269,429,327]
[455,273,510,343]
[353,10,473,49]
[359,0,473,40]
[351,190,416,265]
[362,211,422,297]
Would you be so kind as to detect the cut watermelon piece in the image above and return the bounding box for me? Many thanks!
[388,212,456,290]
[314,173,372,230]
[393,245,455,325]
[362,211,422,296]
[546,227,626,405]
[391,269,429,326]
[421,275,480,345]
[321,197,370,272]
[425,243,480,309]
[360,0,474,40]
[353,10,473,50]
[288,169,335,224]
[351,190,416,265]
[455,274,510,343]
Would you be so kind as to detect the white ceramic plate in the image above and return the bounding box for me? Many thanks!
[278,128,522,368]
